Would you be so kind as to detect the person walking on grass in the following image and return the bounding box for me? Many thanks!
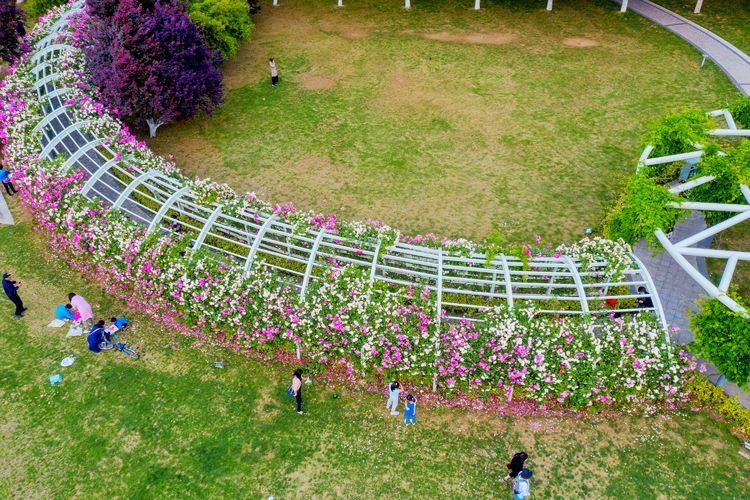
[3,273,26,318]
[269,58,279,86]
[291,369,304,414]
[404,393,416,426]
[501,451,528,482]
[386,380,400,415]
[69,292,93,328]
[0,168,18,196]
[512,469,532,500]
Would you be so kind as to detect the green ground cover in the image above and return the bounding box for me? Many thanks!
[146,0,738,243]
[1,214,749,497]
[657,0,750,54]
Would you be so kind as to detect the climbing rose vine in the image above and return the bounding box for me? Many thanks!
[0,2,695,412]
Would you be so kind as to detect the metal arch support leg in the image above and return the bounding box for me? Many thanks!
[300,229,327,298]
[81,155,132,195]
[148,186,190,233]
[192,205,223,251]
[436,249,444,328]
[500,255,514,309]
[369,240,382,283]
[630,253,669,333]
[40,120,95,158]
[112,170,159,209]
[63,138,104,170]
[564,256,590,313]
[244,214,278,275]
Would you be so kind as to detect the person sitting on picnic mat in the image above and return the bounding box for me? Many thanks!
[55,304,75,321]
[86,320,110,353]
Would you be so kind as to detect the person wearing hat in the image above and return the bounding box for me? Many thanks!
[3,273,26,318]
[512,469,532,500]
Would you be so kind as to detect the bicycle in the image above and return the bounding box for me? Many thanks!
[98,328,139,360]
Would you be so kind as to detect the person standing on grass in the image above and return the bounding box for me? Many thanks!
[0,168,18,196]
[269,58,279,86]
[291,369,304,414]
[501,451,528,482]
[69,292,94,328]
[3,273,26,318]
[404,393,416,426]
[386,380,400,415]
[512,469,532,500]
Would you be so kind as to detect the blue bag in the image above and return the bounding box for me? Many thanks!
[287,387,294,399]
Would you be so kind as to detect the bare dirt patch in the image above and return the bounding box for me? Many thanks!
[423,32,516,45]
[298,73,337,91]
[343,29,367,39]
[562,37,600,48]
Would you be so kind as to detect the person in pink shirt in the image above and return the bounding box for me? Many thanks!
[68,292,93,327]
[291,369,304,414]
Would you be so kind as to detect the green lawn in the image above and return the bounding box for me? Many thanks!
[657,0,750,55]
[1,214,749,497]
[146,0,738,244]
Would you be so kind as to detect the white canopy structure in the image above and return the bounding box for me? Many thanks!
[22,3,666,329]
[638,108,749,316]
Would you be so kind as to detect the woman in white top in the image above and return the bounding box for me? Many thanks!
[292,369,304,414]
[269,58,279,86]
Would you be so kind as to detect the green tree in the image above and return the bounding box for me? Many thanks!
[728,96,750,129]
[690,142,750,225]
[690,297,750,386]
[188,0,252,60]
[27,0,67,20]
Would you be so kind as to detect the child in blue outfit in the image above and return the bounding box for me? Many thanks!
[404,394,416,425]
[55,304,75,321]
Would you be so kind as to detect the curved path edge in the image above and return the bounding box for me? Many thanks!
[615,0,750,95]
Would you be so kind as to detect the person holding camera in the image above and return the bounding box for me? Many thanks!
[3,272,26,318]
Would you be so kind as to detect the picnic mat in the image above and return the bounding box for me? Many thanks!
[66,325,83,338]
[47,319,67,328]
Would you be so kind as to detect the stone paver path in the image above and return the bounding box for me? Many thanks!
[615,0,750,95]
[0,191,14,225]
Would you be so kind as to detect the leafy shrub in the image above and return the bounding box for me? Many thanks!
[690,142,750,225]
[686,375,750,439]
[27,0,67,20]
[604,173,685,247]
[729,96,750,129]
[642,110,710,179]
[690,297,750,386]
[188,0,253,59]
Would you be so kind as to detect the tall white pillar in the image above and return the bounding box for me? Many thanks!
[273,0,278,6]
[546,0,553,11]
[405,0,410,8]
[474,0,480,10]
[338,0,342,6]
[694,0,703,13]
[620,0,628,13]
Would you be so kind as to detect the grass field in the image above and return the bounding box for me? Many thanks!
[1,210,750,497]
[658,0,750,55]
[146,0,739,243]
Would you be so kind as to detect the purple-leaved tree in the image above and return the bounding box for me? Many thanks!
[0,0,26,63]
[84,0,223,137]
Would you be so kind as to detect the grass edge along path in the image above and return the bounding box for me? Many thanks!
[0,217,749,497]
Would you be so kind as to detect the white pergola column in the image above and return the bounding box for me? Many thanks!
[474,0,480,10]
[546,0,553,11]
[405,0,410,9]
[112,170,159,209]
[273,0,277,5]
[191,206,223,251]
[694,0,703,14]
[620,0,629,13]
[243,214,278,275]
[337,0,342,6]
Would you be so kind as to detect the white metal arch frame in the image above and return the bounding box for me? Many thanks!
[20,4,667,329]
[638,108,750,315]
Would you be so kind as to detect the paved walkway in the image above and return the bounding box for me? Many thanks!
[615,0,750,95]
[0,191,14,225]
[623,0,750,407]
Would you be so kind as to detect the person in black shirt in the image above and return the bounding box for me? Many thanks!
[636,286,654,309]
[3,273,26,318]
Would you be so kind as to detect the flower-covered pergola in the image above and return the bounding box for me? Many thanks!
[24,1,665,331]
